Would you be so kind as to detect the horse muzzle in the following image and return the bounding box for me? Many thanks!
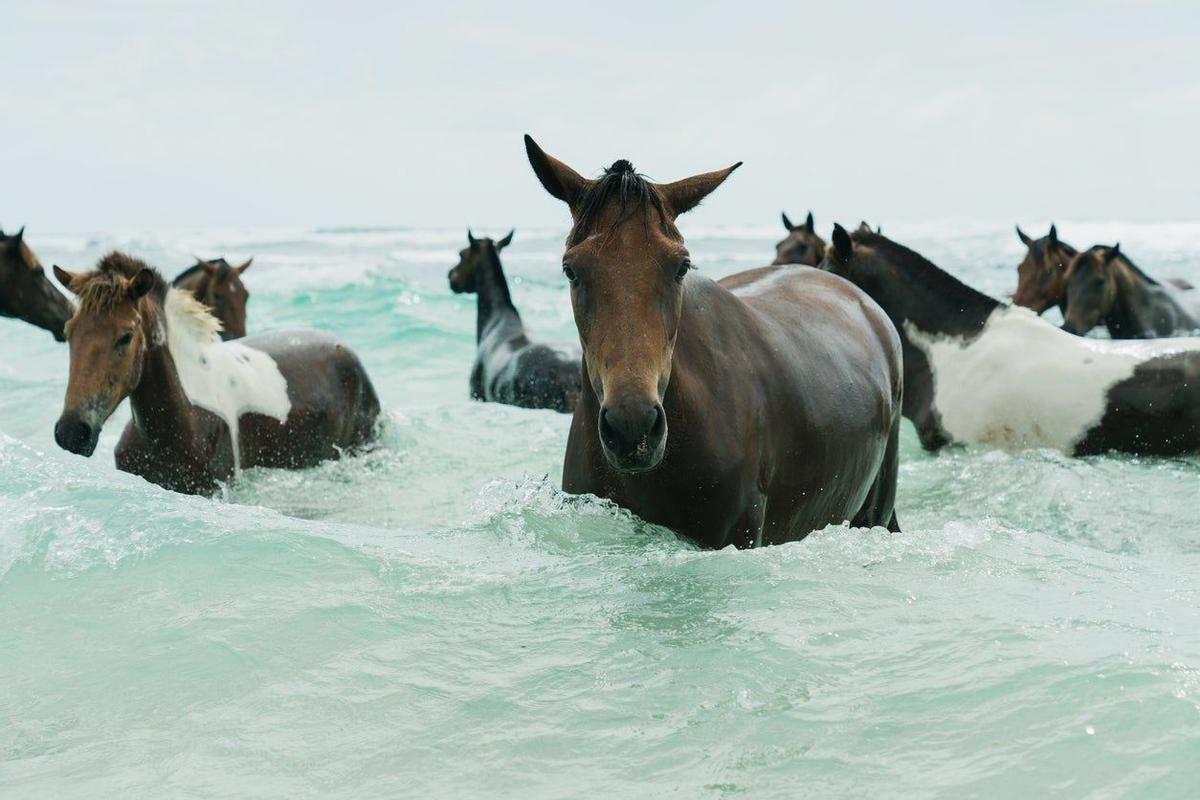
[598,399,667,473]
[55,411,100,457]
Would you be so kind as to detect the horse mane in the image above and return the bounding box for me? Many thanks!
[73,251,168,313]
[1070,246,1161,287]
[164,283,224,342]
[1113,250,1160,286]
[570,160,669,245]
[851,229,1001,314]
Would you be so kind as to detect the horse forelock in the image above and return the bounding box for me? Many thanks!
[72,253,166,314]
[569,161,670,245]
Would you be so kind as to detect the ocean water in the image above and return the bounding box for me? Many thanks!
[1,221,1198,798]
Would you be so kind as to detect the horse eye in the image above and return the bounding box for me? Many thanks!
[562,264,578,284]
[115,332,133,350]
[675,260,692,282]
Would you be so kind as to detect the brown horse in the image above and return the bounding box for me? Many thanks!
[524,136,903,548]
[1062,244,1200,338]
[53,252,380,495]
[772,210,826,266]
[0,226,73,341]
[172,256,252,339]
[1013,224,1078,314]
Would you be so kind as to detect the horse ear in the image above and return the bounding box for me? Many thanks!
[524,135,589,207]
[53,265,81,293]
[831,223,853,262]
[1106,243,1121,262]
[1016,225,1034,247]
[781,212,795,231]
[13,225,24,244]
[658,162,742,217]
[496,230,514,250]
[237,257,252,274]
[128,269,155,300]
[805,211,815,232]
[467,229,477,248]
[1047,224,1059,248]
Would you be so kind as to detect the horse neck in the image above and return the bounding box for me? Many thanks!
[475,248,520,342]
[871,261,998,339]
[0,262,21,317]
[128,301,200,446]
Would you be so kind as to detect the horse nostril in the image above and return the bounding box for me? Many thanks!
[650,404,666,438]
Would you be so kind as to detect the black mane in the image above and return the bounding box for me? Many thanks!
[570,160,668,244]
[850,229,1000,335]
[1105,247,1160,287]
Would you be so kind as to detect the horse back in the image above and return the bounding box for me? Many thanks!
[235,330,380,467]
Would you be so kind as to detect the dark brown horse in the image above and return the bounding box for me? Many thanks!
[1013,224,1078,314]
[53,252,380,495]
[771,210,826,266]
[524,136,903,548]
[0,226,73,341]
[1062,244,1200,338]
[821,225,1200,456]
[172,256,252,339]
[448,230,581,412]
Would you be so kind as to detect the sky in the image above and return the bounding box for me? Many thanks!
[2,0,1198,233]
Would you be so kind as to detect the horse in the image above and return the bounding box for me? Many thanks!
[820,225,1200,456]
[448,230,582,413]
[0,226,73,341]
[771,210,826,266]
[172,256,252,340]
[1013,224,1078,315]
[1062,244,1200,338]
[524,136,903,548]
[52,252,380,495]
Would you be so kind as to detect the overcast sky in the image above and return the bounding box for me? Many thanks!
[2,1,1198,233]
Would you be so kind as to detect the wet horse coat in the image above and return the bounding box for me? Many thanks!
[525,137,903,548]
[823,226,1200,456]
[54,253,380,494]
[448,231,581,413]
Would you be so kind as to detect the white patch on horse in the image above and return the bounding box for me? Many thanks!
[163,289,291,470]
[908,306,1200,451]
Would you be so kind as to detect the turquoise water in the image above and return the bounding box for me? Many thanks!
[2,222,1198,797]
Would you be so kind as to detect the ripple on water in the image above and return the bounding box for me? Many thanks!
[1,227,1198,797]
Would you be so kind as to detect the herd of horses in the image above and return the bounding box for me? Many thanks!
[3,137,1198,548]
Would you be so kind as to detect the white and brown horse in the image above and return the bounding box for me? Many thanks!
[823,225,1200,456]
[53,252,380,494]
